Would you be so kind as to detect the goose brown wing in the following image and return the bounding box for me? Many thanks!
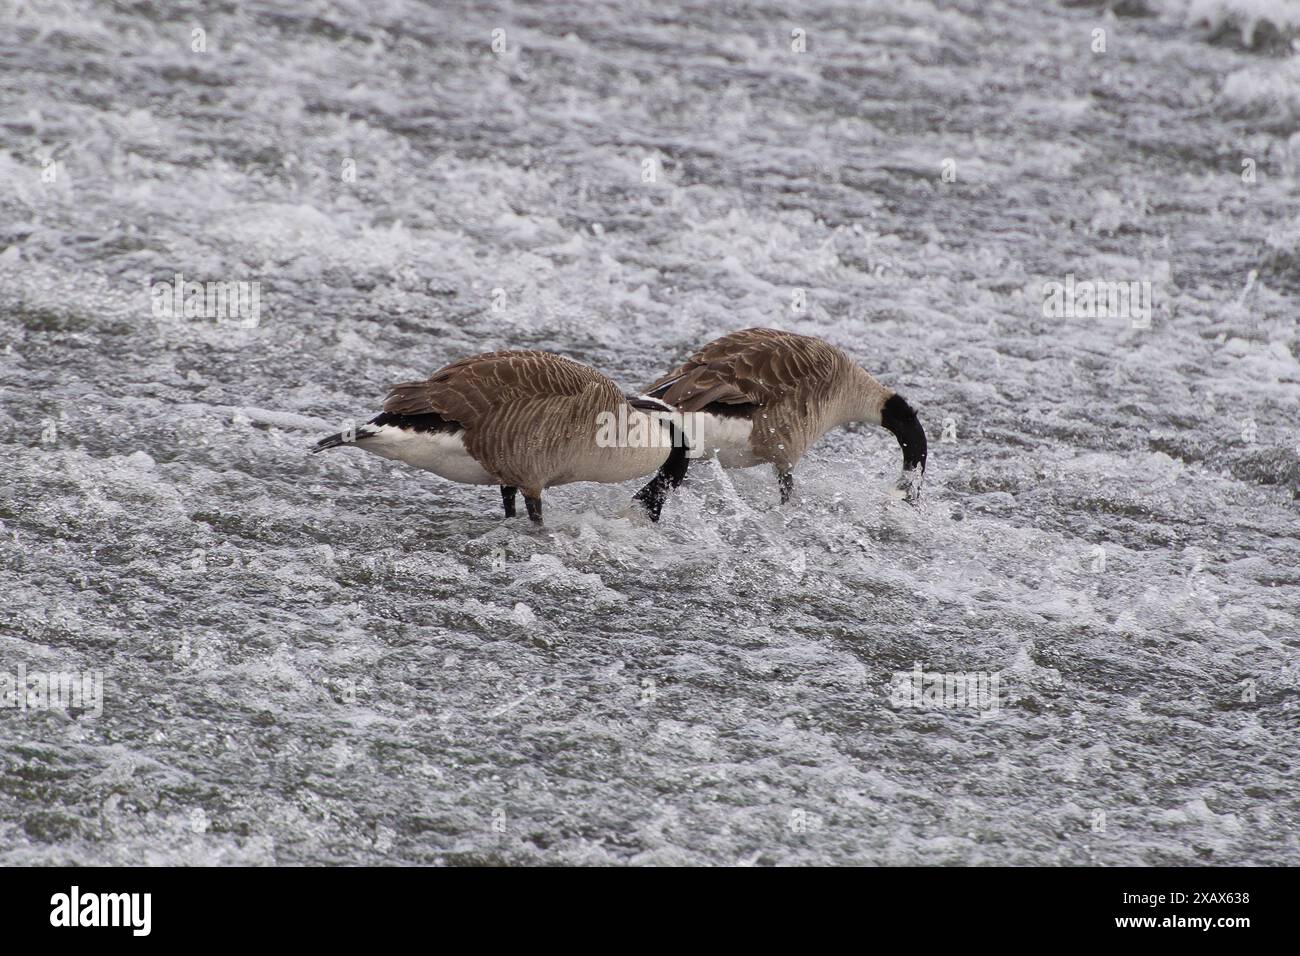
[384,350,624,483]
[384,350,613,422]
[645,328,842,412]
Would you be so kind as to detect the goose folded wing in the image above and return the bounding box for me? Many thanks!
[646,328,827,412]
[383,350,613,427]
[383,351,624,473]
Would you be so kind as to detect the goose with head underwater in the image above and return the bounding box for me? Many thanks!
[312,349,691,525]
[640,328,927,505]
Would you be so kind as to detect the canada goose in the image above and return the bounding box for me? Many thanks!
[641,328,926,504]
[311,350,690,524]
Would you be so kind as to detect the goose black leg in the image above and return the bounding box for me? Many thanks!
[524,494,543,525]
[500,485,517,518]
[778,470,794,505]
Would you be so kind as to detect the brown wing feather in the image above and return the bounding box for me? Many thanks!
[646,328,846,412]
[384,350,624,489]
[384,350,606,420]
[645,329,861,471]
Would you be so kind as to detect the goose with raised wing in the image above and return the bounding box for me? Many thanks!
[312,350,690,524]
[641,328,926,504]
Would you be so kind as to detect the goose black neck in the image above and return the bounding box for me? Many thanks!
[630,406,692,522]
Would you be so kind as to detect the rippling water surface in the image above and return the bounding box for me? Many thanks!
[1,0,1297,865]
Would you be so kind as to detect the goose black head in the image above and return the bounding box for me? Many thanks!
[880,393,927,502]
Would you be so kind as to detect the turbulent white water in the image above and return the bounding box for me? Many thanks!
[1,0,1297,865]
